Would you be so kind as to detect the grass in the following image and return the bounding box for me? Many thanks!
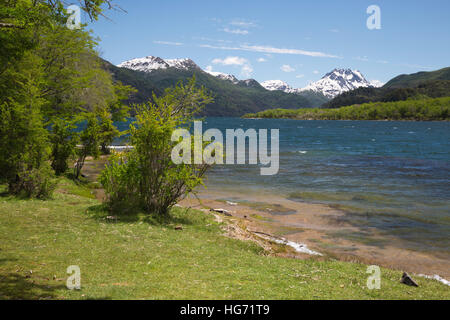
[0,179,449,300]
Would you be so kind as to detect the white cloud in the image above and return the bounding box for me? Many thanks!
[281,64,295,72]
[193,37,232,44]
[241,45,338,58]
[355,56,369,62]
[212,56,248,66]
[241,64,253,77]
[330,29,339,33]
[313,70,319,74]
[257,57,267,62]
[370,80,384,87]
[222,28,249,35]
[199,44,338,58]
[212,56,253,77]
[153,40,183,46]
[230,20,257,28]
[205,65,213,72]
[296,74,305,78]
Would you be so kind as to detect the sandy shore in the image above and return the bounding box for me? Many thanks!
[180,187,450,279]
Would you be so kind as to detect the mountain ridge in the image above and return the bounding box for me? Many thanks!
[383,67,450,88]
[103,58,320,117]
[117,56,376,100]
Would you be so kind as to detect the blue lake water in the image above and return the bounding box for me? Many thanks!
[117,118,450,255]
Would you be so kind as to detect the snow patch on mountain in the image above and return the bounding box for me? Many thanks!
[118,56,169,72]
[261,80,294,93]
[204,69,239,84]
[118,56,199,73]
[165,58,199,70]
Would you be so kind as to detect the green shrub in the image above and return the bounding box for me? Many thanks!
[11,163,57,199]
[99,152,140,213]
[100,78,213,216]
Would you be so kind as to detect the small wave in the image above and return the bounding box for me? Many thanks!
[255,233,322,255]
[280,239,322,255]
[418,274,450,286]
[298,150,308,154]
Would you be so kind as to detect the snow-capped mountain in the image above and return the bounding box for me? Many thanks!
[238,79,262,88]
[118,56,200,73]
[261,80,294,93]
[118,56,169,72]
[261,69,378,98]
[165,58,199,71]
[299,69,372,98]
[118,56,377,100]
[204,70,239,84]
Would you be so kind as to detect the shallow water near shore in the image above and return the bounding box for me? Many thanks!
[117,117,450,259]
[199,118,450,257]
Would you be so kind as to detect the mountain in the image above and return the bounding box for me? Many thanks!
[324,67,450,109]
[238,79,264,89]
[117,56,201,73]
[204,70,239,84]
[383,67,450,88]
[260,69,378,102]
[105,57,319,116]
[299,69,373,98]
[261,80,294,93]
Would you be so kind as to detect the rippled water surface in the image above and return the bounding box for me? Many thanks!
[117,118,449,254]
[197,118,450,254]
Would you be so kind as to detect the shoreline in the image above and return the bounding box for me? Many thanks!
[242,117,450,122]
[82,156,450,286]
[179,187,450,283]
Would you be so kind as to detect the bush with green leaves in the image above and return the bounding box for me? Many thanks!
[100,79,213,215]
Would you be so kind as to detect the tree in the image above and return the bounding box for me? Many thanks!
[100,78,214,215]
[98,109,120,154]
[50,117,79,175]
[0,52,56,198]
[0,0,128,196]
[74,113,101,179]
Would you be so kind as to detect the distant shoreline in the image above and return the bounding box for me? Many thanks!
[242,96,450,121]
[243,117,450,122]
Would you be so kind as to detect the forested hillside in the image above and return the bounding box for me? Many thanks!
[384,67,450,88]
[324,80,450,108]
[103,60,325,116]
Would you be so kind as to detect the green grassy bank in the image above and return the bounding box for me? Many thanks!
[0,179,448,299]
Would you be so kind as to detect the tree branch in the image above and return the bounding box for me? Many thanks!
[0,22,24,29]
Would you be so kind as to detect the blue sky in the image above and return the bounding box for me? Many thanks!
[87,0,450,88]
